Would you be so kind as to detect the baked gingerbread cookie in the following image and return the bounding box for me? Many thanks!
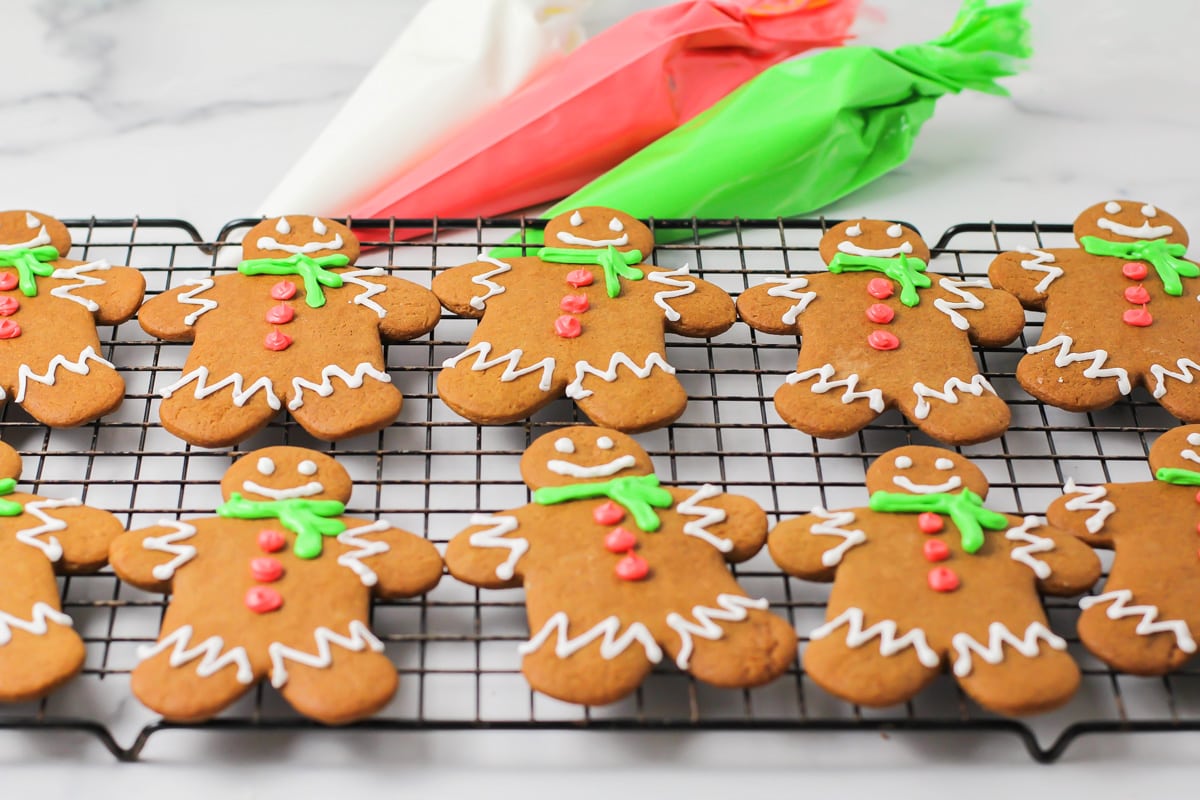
[769,446,1100,715]
[433,208,735,432]
[444,426,796,705]
[0,439,123,701]
[1048,425,1200,675]
[738,220,1025,444]
[0,210,144,426]
[109,446,443,724]
[990,200,1200,418]
[139,216,440,447]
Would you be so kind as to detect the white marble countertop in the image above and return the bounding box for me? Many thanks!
[3,0,1199,795]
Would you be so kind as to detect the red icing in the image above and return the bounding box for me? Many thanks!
[604,527,636,553]
[614,552,649,581]
[560,294,590,314]
[866,278,894,299]
[867,330,899,351]
[923,539,950,562]
[918,512,944,534]
[566,269,594,288]
[0,320,21,340]
[554,315,582,338]
[927,566,960,592]
[1122,262,1149,281]
[264,330,293,351]
[1122,308,1153,327]
[266,303,295,324]
[250,556,284,583]
[1124,285,1150,305]
[593,501,625,526]
[865,303,894,324]
[0,297,19,316]
[1195,490,1200,505]
[244,586,283,614]
[0,273,16,291]
[270,280,298,300]
[257,529,286,553]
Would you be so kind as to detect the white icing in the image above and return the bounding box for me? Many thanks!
[596,436,614,450]
[275,217,291,235]
[1150,358,1200,399]
[665,594,769,669]
[565,352,675,400]
[0,602,73,646]
[519,612,663,663]
[177,278,218,325]
[934,458,954,470]
[645,265,697,323]
[1104,201,1122,214]
[467,256,511,311]
[467,514,526,581]
[546,454,636,478]
[1061,478,1116,534]
[268,619,383,689]
[443,343,556,392]
[14,497,80,562]
[15,346,115,403]
[0,226,50,251]
[1026,335,1132,395]
[764,278,817,325]
[892,475,963,494]
[138,625,254,684]
[339,268,389,318]
[950,621,1066,677]
[886,223,903,238]
[894,456,913,469]
[845,224,862,237]
[1016,247,1063,294]
[142,520,199,581]
[555,231,630,247]
[297,460,318,476]
[335,521,391,587]
[257,457,275,476]
[912,376,997,421]
[676,484,732,553]
[1004,516,1055,579]
[160,367,281,410]
[242,480,325,500]
[932,278,987,331]
[288,363,392,411]
[609,218,624,232]
[255,233,344,254]
[837,240,913,258]
[1096,217,1173,239]
[553,437,574,454]
[311,217,328,235]
[786,364,885,413]
[809,507,867,567]
[1142,204,1158,218]
[1079,589,1197,654]
[810,607,940,668]
[1182,432,1200,465]
[569,210,583,226]
[49,260,111,312]
[24,212,39,229]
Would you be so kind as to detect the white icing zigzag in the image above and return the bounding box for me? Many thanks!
[1026,334,1132,395]
[339,268,389,318]
[15,497,81,562]
[786,364,885,413]
[177,279,218,326]
[932,278,987,331]
[467,514,527,580]
[1061,479,1116,534]
[565,352,675,400]
[665,594,769,669]
[645,265,697,322]
[1079,589,1198,654]
[810,607,940,668]
[1004,516,1055,579]
[468,256,511,311]
[0,602,73,645]
[950,621,1066,677]
[336,521,391,587]
[268,619,384,689]
[676,484,731,553]
[49,260,110,312]
[138,624,254,684]
[1016,247,1063,293]
[161,366,281,410]
[142,520,199,581]
[1149,358,1200,400]
[809,507,867,567]
[911,375,997,420]
[519,612,663,663]
[443,343,556,392]
[288,362,391,410]
[16,346,116,403]
[765,277,816,325]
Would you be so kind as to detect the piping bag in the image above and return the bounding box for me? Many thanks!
[345,0,861,237]
[494,0,1031,255]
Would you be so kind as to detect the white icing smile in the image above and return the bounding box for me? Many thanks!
[546,454,637,478]
[555,230,630,247]
[255,233,345,254]
[837,240,913,258]
[1096,217,1173,239]
[241,480,325,500]
[892,475,963,494]
[0,226,51,251]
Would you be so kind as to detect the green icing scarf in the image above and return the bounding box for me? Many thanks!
[537,245,644,298]
[217,493,346,558]
[238,252,350,308]
[0,477,22,516]
[868,487,1008,553]
[1080,236,1196,297]
[0,245,59,297]
[827,251,930,307]
[1155,467,1200,486]
[533,473,673,532]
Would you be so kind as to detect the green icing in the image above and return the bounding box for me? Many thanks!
[1080,236,1196,297]
[217,493,346,559]
[537,245,644,298]
[238,252,350,308]
[827,251,930,307]
[533,473,673,532]
[0,477,22,516]
[868,487,1008,554]
[0,245,59,297]
[1155,467,1200,486]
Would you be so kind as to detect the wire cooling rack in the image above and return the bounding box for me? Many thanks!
[0,214,1195,763]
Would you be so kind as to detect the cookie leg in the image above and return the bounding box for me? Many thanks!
[519,611,659,705]
[896,374,1010,445]
[1077,589,1196,675]
[803,611,940,707]
[569,352,686,432]
[1017,340,1129,412]
[663,603,797,688]
[438,345,562,424]
[131,628,258,722]
[276,645,399,725]
[16,351,125,427]
[158,381,280,448]
[951,622,1080,715]
[0,620,85,702]
[772,368,883,439]
[287,370,402,440]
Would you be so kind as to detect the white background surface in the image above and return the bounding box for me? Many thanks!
[3,0,1200,795]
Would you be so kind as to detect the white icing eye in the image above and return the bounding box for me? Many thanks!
[312,217,328,235]
[845,224,862,237]
[569,211,583,226]
[554,437,575,454]
[1104,201,1121,214]
[298,460,318,476]
[894,456,912,469]
[257,457,275,476]
[935,458,955,471]
[596,436,614,450]
[1142,204,1158,218]
[275,217,291,235]
[24,212,39,229]
[1187,433,1200,446]
[886,223,903,238]
[608,218,624,232]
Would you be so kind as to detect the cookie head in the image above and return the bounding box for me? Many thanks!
[520,426,655,490]
[0,441,22,481]
[242,216,360,262]
[819,219,930,265]
[542,207,653,256]
[1148,426,1200,474]
[866,446,989,498]
[1074,200,1187,247]
[0,211,71,259]
[221,446,352,503]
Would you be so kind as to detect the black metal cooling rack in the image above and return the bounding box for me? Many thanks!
[0,214,1196,763]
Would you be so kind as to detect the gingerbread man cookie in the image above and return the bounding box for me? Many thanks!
[990,200,1200,419]
[0,439,123,701]
[770,446,1100,715]
[433,208,735,432]
[0,210,144,426]
[1048,426,1200,675]
[139,216,440,447]
[110,447,443,724]
[738,220,1025,444]
[444,426,796,705]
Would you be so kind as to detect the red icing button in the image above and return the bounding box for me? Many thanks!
[257,529,286,553]
[1122,262,1149,281]
[1122,308,1153,327]
[918,512,944,534]
[604,527,637,553]
[927,566,960,593]
[554,315,582,338]
[0,273,17,291]
[266,303,294,324]
[250,556,284,583]
[615,552,649,581]
[1124,285,1151,305]
[593,501,625,526]
[0,320,21,340]
[865,303,894,324]
[270,280,297,300]
[265,330,293,351]
[244,586,283,614]
[866,278,894,299]
[560,294,590,314]
[566,269,594,288]
[0,296,19,316]
[867,330,899,351]
[923,539,950,562]
[1195,490,1200,504]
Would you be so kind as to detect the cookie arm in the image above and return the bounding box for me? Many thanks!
[340,272,441,341]
[1046,487,1117,549]
[672,487,767,563]
[137,284,208,341]
[431,258,514,319]
[1006,517,1102,596]
[646,268,735,338]
[50,261,146,325]
[444,505,535,590]
[735,279,810,336]
[24,497,125,573]
[109,522,199,594]
[933,281,1026,347]
[767,508,864,582]
[987,250,1056,311]
[336,520,443,599]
